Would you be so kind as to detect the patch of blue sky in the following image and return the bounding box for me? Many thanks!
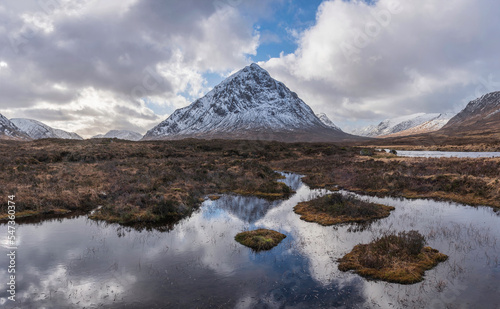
[251,0,324,62]
[148,1,330,112]
[203,71,227,90]
[143,97,175,116]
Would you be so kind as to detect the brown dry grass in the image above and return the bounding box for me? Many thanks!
[0,138,498,228]
[271,150,500,209]
[338,231,448,284]
[294,193,395,226]
[0,139,294,225]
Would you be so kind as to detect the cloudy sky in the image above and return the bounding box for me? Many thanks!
[1,0,499,137]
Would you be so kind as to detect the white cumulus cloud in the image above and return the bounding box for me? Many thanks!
[261,0,500,130]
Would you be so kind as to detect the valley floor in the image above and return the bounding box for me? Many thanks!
[0,139,499,226]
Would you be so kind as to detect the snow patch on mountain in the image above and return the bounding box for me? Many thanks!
[92,130,143,141]
[381,113,455,137]
[144,64,349,141]
[351,113,448,137]
[486,108,500,119]
[0,114,30,140]
[316,113,342,131]
[11,118,83,140]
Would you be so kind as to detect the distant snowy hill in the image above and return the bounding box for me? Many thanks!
[381,113,455,137]
[351,113,453,137]
[11,118,83,140]
[0,114,30,140]
[92,130,143,141]
[144,64,355,142]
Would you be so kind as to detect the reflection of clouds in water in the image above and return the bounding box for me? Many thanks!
[257,185,352,285]
[1,172,500,307]
[259,181,500,307]
[164,206,247,275]
[12,264,136,308]
[334,195,499,308]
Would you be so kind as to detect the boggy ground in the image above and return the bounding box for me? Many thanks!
[270,148,500,209]
[0,139,293,225]
[0,139,499,227]
[338,230,448,284]
[294,193,395,226]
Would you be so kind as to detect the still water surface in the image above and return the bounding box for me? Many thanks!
[1,173,499,308]
[390,150,500,158]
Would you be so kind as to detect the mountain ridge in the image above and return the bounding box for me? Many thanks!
[316,113,342,131]
[352,113,454,138]
[144,63,358,142]
[11,118,83,140]
[441,91,500,131]
[380,113,455,138]
[0,114,30,140]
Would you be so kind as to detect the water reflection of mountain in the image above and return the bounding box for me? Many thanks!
[212,195,282,223]
[2,172,500,308]
[202,172,302,224]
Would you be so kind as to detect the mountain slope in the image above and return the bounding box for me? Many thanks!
[144,64,357,142]
[316,113,341,131]
[381,113,454,138]
[92,130,143,141]
[363,92,500,148]
[440,91,500,134]
[0,114,30,140]
[352,113,446,137]
[11,118,83,140]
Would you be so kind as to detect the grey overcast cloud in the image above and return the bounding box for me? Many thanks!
[1,0,499,137]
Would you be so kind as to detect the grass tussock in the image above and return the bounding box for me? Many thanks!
[235,229,286,251]
[294,193,394,225]
[338,230,448,284]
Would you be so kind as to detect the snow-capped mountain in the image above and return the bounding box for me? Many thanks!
[442,91,500,131]
[92,130,143,141]
[0,114,30,140]
[351,113,449,137]
[381,113,455,137]
[144,64,355,142]
[11,118,83,140]
[316,113,342,131]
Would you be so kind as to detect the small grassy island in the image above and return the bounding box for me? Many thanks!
[235,229,286,251]
[338,230,448,284]
[294,193,395,226]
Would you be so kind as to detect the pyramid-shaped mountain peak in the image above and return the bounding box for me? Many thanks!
[144,64,358,142]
